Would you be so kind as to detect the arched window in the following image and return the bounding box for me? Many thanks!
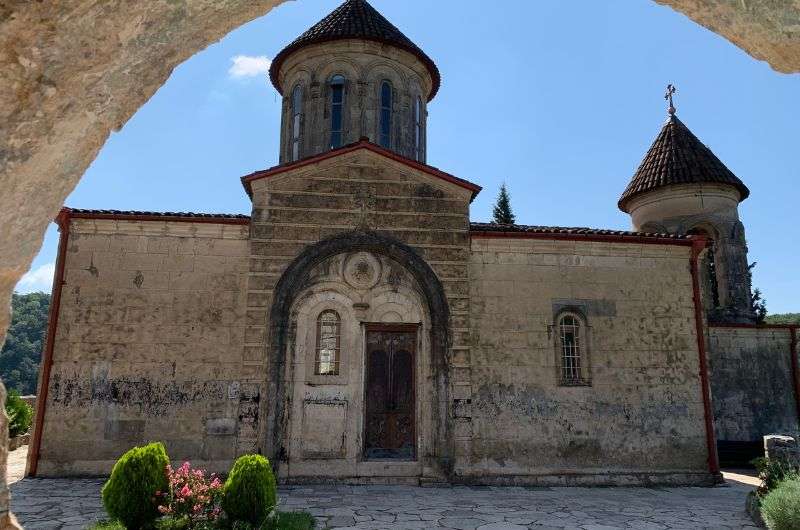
[688,227,721,308]
[290,84,303,161]
[329,75,345,149]
[379,81,392,148]
[315,310,341,375]
[555,312,590,386]
[413,96,424,161]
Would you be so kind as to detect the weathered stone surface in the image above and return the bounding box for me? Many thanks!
[468,237,711,480]
[0,0,286,367]
[3,0,798,505]
[765,433,800,467]
[11,479,760,529]
[275,40,432,163]
[655,1,800,74]
[2,0,797,370]
[34,218,252,476]
[709,327,798,443]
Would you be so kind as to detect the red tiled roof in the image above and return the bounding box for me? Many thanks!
[61,208,250,224]
[269,0,440,101]
[470,222,691,241]
[619,115,750,211]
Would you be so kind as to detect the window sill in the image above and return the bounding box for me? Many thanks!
[559,379,592,387]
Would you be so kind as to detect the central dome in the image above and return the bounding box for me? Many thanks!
[269,0,440,101]
[270,0,438,164]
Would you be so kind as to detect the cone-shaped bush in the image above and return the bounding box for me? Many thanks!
[222,454,277,525]
[101,442,169,529]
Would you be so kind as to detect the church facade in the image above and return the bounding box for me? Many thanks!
[28,0,799,485]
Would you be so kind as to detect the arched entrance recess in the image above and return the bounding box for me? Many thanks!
[264,230,452,477]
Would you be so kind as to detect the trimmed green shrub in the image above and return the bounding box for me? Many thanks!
[761,478,800,530]
[5,390,33,437]
[101,442,170,529]
[222,455,277,526]
[754,457,800,494]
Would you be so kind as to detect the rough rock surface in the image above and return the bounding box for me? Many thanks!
[656,0,800,74]
[0,0,286,523]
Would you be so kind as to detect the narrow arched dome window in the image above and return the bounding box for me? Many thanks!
[413,96,424,162]
[379,81,393,148]
[330,75,346,149]
[290,84,303,161]
[315,310,341,376]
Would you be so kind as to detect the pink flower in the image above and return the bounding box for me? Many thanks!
[180,485,192,498]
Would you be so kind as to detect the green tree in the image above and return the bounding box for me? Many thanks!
[747,262,767,324]
[0,292,51,394]
[492,183,516,225]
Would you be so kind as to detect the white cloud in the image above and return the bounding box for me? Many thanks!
[228,55,272,79]
[16,263,55,294]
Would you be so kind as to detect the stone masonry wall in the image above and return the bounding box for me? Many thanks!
[468,237,711,483]
[708,327,798,442]
[276,41,432,164]
[32,217,251,476]
[246,148,474,476]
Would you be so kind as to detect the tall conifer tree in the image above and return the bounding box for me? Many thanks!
[492,183,516,225]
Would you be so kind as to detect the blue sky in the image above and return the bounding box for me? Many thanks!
[17,0,799,313]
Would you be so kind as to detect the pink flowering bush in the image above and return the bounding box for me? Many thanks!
[156,461,223,527]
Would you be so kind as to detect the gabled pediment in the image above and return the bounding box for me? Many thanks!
[241,139,481,202]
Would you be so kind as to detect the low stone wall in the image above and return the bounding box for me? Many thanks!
[708,326,798,465]
[765,434,800,466]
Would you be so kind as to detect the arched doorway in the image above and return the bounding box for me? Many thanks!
[264,230,452,482]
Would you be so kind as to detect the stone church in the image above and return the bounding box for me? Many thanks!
[29,0,799,485]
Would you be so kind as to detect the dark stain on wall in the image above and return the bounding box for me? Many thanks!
[709,329,798,442]
[50,371,231,416]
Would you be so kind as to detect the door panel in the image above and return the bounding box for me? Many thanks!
[364,329,416,459]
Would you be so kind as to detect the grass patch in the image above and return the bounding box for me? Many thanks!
[86,520,125,530]
[272,511,315,530]
[85,512,314,530]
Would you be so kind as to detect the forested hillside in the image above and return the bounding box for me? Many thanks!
[0,292,50,394]
[765,313,800,325]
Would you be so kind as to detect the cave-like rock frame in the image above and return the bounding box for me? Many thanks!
[0,0,797,524]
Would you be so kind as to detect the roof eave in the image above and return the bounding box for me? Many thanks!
[618,180,751,213]
[241,139,480,200]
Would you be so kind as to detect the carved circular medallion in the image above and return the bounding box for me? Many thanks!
[343,252,381,290]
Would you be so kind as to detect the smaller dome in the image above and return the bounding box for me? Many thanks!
[618,114,750,212]
[269,0,441,101]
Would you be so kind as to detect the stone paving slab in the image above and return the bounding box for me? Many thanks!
[10,478,758,529]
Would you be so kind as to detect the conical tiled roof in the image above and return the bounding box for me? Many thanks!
[269,0,440,100]
[618,114,749,211]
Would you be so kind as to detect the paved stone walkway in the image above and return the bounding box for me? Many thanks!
[11,477,758,530]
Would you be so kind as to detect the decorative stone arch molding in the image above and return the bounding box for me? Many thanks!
[264,229,452,475]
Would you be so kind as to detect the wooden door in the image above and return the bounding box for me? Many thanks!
[364,327,416,459]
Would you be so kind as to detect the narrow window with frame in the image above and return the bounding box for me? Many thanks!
[413,96,424,162]
[555,312,590,386]
[315,310,341,376]
[379,81,392,148]
[330,75,345,149]
[290,84,303,161]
